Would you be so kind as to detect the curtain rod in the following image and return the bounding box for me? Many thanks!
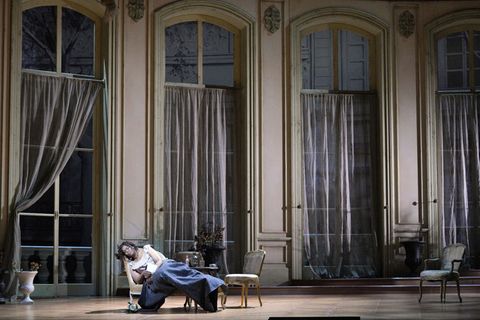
[22,70,105,84]
[436,91,480,95]
[165,83,243,91]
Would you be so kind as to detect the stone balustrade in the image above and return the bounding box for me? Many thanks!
[20,246,92,284]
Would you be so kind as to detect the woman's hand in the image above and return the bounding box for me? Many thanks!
[140,270,152,279]
[141,271,153,285]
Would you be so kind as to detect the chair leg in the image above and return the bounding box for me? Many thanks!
[219,288,226,310]
[129,291,133,305]
[418,279,423,302]
[456,279,462,303]
[184,296,192,308]
[441,280,446,303]
[240,284,245,307]
[245,284,249,308]
[256,282,262,307]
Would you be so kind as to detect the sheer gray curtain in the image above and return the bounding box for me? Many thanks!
[3,73,102,300]
[438,94,480,269]
[164,86,232,271]
[302,93,378,278]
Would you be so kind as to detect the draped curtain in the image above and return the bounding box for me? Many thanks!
[302,92,378,278]
[164,85,233,272]
[3,73,103,300]
[438,94,480,269]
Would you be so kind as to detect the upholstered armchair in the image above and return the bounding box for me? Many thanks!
[123,258,143,305]
[124,251,167,305]
[223,249,266,307]
[418,243,466,303]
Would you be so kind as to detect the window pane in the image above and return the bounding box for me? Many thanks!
[59,217,92,247]
[57,245,92,283]
[78,118,93,149]
[23,185,54,214]
[437,31,470,91]
[338,30,370,91]
[166,22,198,83]
[62,8,95,75]
[302,29,334,90]
[474,31,480,90]
[60,151,93,214]
[21,216,54,246]
[203,22,234,87]
[22,6,57,71]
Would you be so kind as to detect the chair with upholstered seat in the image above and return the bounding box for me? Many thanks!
[124,251,167,305]
[223,249,266,307]
[418,243,466,303]
[124,258,143,305]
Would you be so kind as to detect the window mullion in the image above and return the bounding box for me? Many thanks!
[469,28,475,91]
[56,5,62,75]
[197,20,203,85]
[333,29,339,91]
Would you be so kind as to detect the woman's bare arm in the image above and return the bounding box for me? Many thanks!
[148,247,164,268]
[130,265,144,284]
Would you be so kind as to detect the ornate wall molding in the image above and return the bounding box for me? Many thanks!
[128,0,144,22]
[264,5,280,34]
[399,10,415,38]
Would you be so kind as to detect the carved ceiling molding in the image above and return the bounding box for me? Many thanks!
[128,0,145,22]
[264,5,280,34]
[399,10,415,38]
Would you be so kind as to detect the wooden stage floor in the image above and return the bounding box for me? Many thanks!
[1,293,480,320]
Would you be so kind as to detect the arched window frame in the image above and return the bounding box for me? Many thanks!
[290,8,392,278]
[163,15,241,88]
[153,1,258,266]
[300,23,377,93]
[21,0,103,78]
[424,9,480,258]
[8,0,106,296]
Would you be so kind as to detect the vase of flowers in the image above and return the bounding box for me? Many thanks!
[15,261,40,304]
[191,223,226,269]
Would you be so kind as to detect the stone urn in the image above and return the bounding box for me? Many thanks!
[202,245,226,270]
[400,240,425,277]
[15,271,38,304]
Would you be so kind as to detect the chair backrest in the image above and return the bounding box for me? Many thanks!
[123,249,167,292]
[441,243,466,271]
[243,250,266,276]
[123,258,143,294]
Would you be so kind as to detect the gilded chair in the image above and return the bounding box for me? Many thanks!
[223,249,266,307]
[418,243,466,303]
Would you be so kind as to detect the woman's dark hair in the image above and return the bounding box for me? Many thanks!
[115,241,138,261]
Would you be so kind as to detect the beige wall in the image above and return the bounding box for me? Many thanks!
[0,0,7,251]
[114,0,480,284]
[2,0,480,292]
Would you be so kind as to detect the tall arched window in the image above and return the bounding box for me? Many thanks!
[18,0,103,296]
[434,26,480,269]
[291,9,389,279]
[154,2,257,274]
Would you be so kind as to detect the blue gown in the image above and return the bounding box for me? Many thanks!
[137,259,224,312]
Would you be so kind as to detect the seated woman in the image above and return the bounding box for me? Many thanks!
[116,241,225,312]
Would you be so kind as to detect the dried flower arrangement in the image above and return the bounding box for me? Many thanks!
[29,262,41,272]
[191,222,225,251]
